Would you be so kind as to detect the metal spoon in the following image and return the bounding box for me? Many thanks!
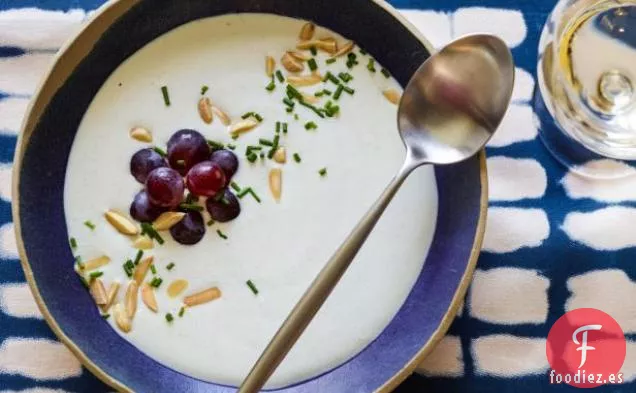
[239,34,514,393]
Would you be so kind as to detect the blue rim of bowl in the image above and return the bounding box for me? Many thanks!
[12,0,488,391]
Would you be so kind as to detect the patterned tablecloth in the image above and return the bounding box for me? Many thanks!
[2,0,635,392]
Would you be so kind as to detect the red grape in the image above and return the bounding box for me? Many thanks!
[130,190,167,222]
[130,148,167,183]
[145,167,185,208]
[210,149,239,180]
[206,189,241,222]
[170,211,205,245]
[186,161,226,197]
[167,129,210,175]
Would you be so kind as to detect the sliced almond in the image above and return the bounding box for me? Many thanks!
[129,127,153,143]
[167,279,189,298]
[212,106,231,126]
[281,52,304,73]
[101,282,120,313]
[81,255,111,271]
[265,56,275,77]
[287,74,322,87]
[153,211,186,231]
[383,89,401,105]
[133,256,154,286]
[113,303,132,333]
[331,41,355,58]
[132,235,154,250]
[269,168,282,202]
[141,283,158,313]
[230,119,259,137]
[125,280,138,319]
[89,279,108,305]
[297,39,337,54]
[299,22,315,41]
[184,287,222,307]
[288,50,311,61]
[198,97,214,124]
[104,210,139,236]
[273,147,287,164]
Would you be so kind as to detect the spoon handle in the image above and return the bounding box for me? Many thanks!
[238,159,418,393]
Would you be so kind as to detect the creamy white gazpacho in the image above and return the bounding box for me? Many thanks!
[64,14,438,388]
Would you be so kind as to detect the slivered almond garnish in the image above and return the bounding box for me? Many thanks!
[287,74,322,87]
[132,235,154,250]
[273,147,287,164]
[133,256,154,285]
[198,97,214,124]
[331,41,355,58]
[104,210,139,236]
[89,279,108,305]
[269,168,282,202]
[81,255,110,271]
[281,52,304,73]
[101,282,120,312]
[265,56,275,77]
[383,89,401,105]
[113,303,131,333]
[153,211,186,231]
[299,22,315,41]
[167,279,189,298]
[297,38,337,54]
[129,127,153,143]
[183,287,222,307]
[212,106,231,126]
[125,281,138,319]
[141,283,158,313]
[288,51,311,61]
[230,119,259,137]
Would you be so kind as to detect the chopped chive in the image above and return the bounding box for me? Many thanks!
[310,46,317,55]
[294,114,299,121]
[285,107,294,113]
[247,152,258,163]
[323,89,333,96]
[334,85,345,100]
[201,85,209,95]
[153,146,167,157]
[293,153,302,163]
[102,313,110,320]
[283,123,288,134]
[217,230,228,240]
[305,121,318,131]
[298,100,326,118]
[207,139,225,150]
[324,103,340,117]
[123,259,134,277]
[259,138,274,147]
[84,220,96,230]
[161,86,171,106]
[367,59,376,72]
[150,277,163,288]
[134,250,144,265]
[286,84,303,100]
[207,219,215,227]
[307,58,318,71]
[272,135,280,149]
[230,181,241,192]
[315,91,325,97]
[276,121,281,134]
[231,134,239,140]
[326,58,337,65]
[267,149,275,159]
[166,262,175,271]
[166,313,174,323]
[338,72,353,83]
[254,113,263,122]
[283,97,295,108]
[227,144,236,150]
[276,70,285,83]
[90,271,103,279]
[381,68,391,78]
[347,52,357,60]
[324,72,340,85]
[238,187,261,203]
[319,167,328,176]
[141,223,164,245]
[241,111,254,119]
[343,85,355,95]
[150,264,157,275]
[266,80,276,91]
[69,237,77,249]
[179,203,204,212]
[359,48,368,55]
[178,307,186,317]
[246,280,259,295]
[185,193,198,204]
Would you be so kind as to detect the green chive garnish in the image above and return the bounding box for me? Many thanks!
[201,85,209,95]
[166,262,175,271]
[276,121,281,134]
[247,153,258,163]
[246,280,259,295]
[102,313,110,320]
[359,48,368,55]
[326,58,337,65]
[161,86,170,106]
[294,114,299,120]
[255,113,263,122]
[227,144,236,150]
[184,193,198,204]
[179,203,204,212]
[305,121,318,130]
[259,138,274,147]
[241,111,254,119]
[123,259,134,277]
[310,46,317,56]
[319,168,328,176]
[315,91,325,97]
[84,220,96,230]
[298,100,326,118]
[207,139,224,150]
[272,135,280,149]
[217,230,228,240]
[276,70,285,83]
[343,85,355,95]
[338,72,353,83]
[69,237,77,249]
[283,97,295,108]
[150,264,157,275]
[367,59,376,72]
[334,85,345,100]
[293,153,302,163]
[286,84,303,100]
[207,219,215,227]
[283,123,288,134]
[324,72,340,85]
[238,187,261,203]
[141,223,164,245]
[230,181,241,192]
[150,277,163,288]
[308,58,318,71]
[134,250,144,265]
[153,146,167,157]
[90,271,103,279]
[178,307,185,317]
[381,68,391,78]
[166,313,174,323]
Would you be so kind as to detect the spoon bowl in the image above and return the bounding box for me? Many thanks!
[399,34,514,165]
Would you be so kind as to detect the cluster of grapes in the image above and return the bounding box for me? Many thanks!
[129,129,241,245]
